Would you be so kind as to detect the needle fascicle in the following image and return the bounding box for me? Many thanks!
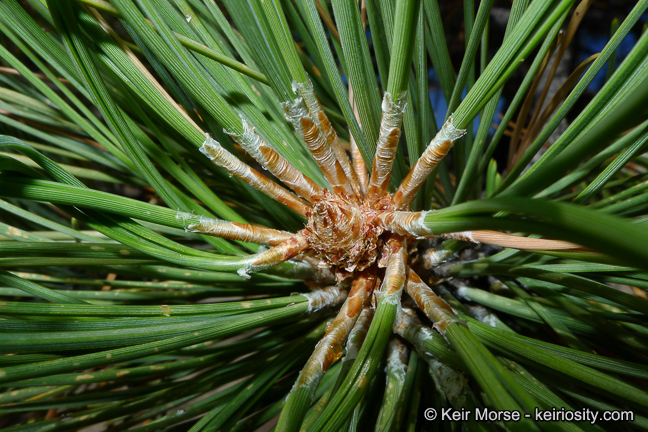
[379,236,408,299]
[317,110,362,197]
[289,267,376,392]
[366,92,408,205]
[276,268,376,431]
[375,211,583,251]
[343,306,374,362]
[228,119,323,202]
[277,266,376,430]
[374,210,431,237]
[420,244,461,270]
[351,137,369,195]
[237,230,312,279]
[393,139,451,209]
[393,117,466,210]
[200,135,309,216]
[301,285,348,313]
[348,82,369,196]
[178,213,294,246]
[289,81,362,198]
[300,115,356,197]
[383,337,409,393]
[405,269,460,335]
[250,230,310,267]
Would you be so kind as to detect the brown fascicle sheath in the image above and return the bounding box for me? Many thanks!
[405,269,458,334]
[301,116,355,197]
[186,218,293,246]
[393,139,452,210]
[294,266,377,390]
[200,137,309,216]
[229,120,323,202]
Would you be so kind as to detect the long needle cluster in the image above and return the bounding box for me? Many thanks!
[193,80,585,413]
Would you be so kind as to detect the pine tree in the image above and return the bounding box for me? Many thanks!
[1,0,648,431]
